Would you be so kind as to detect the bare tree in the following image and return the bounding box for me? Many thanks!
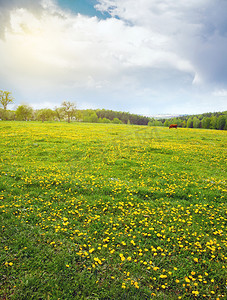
[0,90,14,110]
[61,101,76,123]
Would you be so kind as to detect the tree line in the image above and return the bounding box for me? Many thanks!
[0,90,150,125]
[151,111,227,130]
[0,90,226,129]
[0,103,149,125]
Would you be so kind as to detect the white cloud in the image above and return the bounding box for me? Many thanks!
[1,1,195,84]
[0,3,192,92]
[96,0,227,86]
[0,0,226,114]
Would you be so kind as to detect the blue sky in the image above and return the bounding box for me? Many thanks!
[0,0,227,115]
[56,0,109,18]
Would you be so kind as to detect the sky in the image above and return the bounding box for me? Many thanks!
[0,0,227,116]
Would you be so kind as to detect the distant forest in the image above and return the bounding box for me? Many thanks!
[0,90,226,130]
[155,111,227,130]
[1,105,226,130]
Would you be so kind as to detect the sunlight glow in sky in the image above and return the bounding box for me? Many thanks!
[0,0,227,115]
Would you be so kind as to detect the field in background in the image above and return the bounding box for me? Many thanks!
[0,122,226,299]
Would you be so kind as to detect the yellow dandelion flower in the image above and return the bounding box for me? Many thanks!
[185,277,190,283]
[192,291,199,295]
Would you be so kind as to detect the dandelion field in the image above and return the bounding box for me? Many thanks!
[0,121,226,299]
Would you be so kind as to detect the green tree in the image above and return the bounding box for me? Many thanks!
[0,109,16,121]
[217,115,226,130]
[201,117,211,129]
[102,117,111,123]
[173,118,181,126]
[187,118,193,128]
[113,117,122,124]
[0,90,14,110]
[98,117,111,123]
[0,108,6,120]
[75,110,83,122]
[210,116,217,129]
[36,109,55,122]
[83,111,98,123]
[148,119,163,126]
[2,109,16,121]
[164,120,171,127]
[61,101,76,123]
[148,118,155,126]
[16,105,33,121]
[193,117,200,128]
[180,120,186,128]
[155,120,163,126]
[89,112,98,123]
[201,117,206,128]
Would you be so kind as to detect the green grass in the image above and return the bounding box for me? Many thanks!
[0,121,226,299]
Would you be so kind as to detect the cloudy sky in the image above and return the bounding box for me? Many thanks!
[0,0,227,115]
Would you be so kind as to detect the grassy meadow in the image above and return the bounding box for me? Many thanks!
[0,121,226,299]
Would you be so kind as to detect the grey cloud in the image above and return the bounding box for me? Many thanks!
[180,1,227,86]
[97,0,227,88]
